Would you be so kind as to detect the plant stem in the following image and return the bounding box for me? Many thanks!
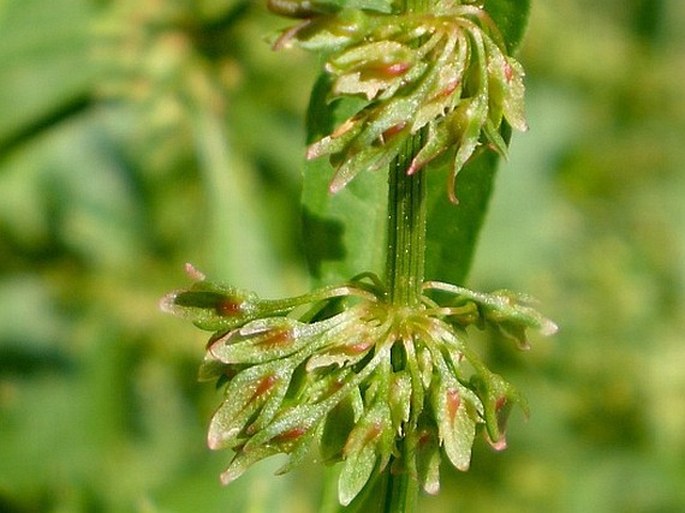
[383,3,432,512]
[383,131,427,513]
[385,0,431,306]
[385,131,427,307]
[381,463,419,513]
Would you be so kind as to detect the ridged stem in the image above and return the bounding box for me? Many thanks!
[385,131,427,308]
[382,2,433,511]
[382,129,427,513]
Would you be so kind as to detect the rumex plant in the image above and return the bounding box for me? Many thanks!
[163,0,556,511]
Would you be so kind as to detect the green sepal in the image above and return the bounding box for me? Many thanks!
[476,289,560,347]
[484,37,527,132]
[388,370,412,434]
[275,424,322,475]
[470,370,529,450]
[483,118,509,158]
[329,131,406,192]
[162,281,262,331]
[207,358,298,450]
[320,388,364,462]
[305,319,377,370]
[413,421,442,495]
[328,40,416,100]
[208,317,332,365]
[339,441,378,507]
[339,399,394,506]
[430,375,480,471]
[423,282,559,345]
[448,96,489,203]
[246,401,327,451]
[220,444,280,485]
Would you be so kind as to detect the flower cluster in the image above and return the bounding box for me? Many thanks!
[272,0,527,201]
[162,266,556,504]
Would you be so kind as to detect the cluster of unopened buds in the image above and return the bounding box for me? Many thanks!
[270,0,527,201]
[163,265,556,504]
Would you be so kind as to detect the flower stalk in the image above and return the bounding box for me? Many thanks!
[162,1,556,512]
[386,130,427,308]
[380,129,427,512]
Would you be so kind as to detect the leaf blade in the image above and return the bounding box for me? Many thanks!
[302,74,388,283]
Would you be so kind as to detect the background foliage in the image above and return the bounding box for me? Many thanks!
[1,1,684,512]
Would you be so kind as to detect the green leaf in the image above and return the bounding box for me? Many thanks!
[483,0,531,51]
[302,74,388,283]
[424,148,500,285]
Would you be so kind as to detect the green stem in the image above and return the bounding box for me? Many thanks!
[383,2,432,512]
[385,132,427,307]
[381,462,419,513]
[382,132,427,513]
[385,0,431,306]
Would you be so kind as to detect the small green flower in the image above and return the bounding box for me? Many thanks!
[272,1,527,201]
[162,266,556,504]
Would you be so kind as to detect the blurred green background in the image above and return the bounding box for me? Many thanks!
[1,1,683,512]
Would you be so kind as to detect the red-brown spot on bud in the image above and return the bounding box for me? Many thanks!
[504,61,514,83]
[256,329,292,349]
[223,367,239,380]
[327,377,345,394]
[244,375,280,434]
[383,62,411,76]
[273,426,307,444]
[495,396,507,412]
[436,78,460,99]
[216,298,242,316]
[381,122,407,143]
[360,61,411,81]
[254,374,278,398]
[343,422,382,456]
[446,388,461,421]
[363,423,382,445]
[417,429,433,448]
[345,339,374,355]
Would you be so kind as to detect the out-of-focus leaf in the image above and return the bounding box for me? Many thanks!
[192,102,284,294]
[0,0,94,150]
